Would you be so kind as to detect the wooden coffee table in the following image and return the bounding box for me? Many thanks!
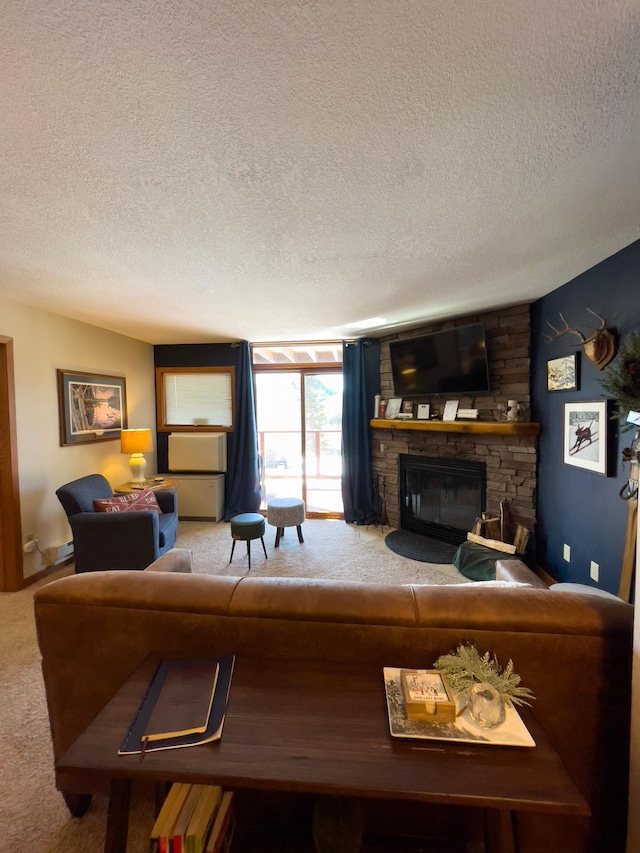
[55,656,589,853]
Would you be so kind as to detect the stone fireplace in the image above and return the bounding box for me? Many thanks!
[371,304,538,537]
[400,454,486,544]
[373,424,537,535]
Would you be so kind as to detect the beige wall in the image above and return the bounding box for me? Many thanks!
[0,296,156,581]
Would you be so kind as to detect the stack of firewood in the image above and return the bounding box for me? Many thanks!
[468,501,530,555]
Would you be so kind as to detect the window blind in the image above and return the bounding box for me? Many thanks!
[163,371,233,427]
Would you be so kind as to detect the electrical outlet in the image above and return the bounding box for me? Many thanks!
[590,561,599,582]
[23,533,36,554]
[563,544,571,562]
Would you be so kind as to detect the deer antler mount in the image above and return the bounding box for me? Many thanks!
[544,308,616,370]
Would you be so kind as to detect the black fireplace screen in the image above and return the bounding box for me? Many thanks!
[400,455,486,545]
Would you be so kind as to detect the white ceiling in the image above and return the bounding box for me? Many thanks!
[1,1,639,345]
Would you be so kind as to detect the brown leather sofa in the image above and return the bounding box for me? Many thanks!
[34,550,633,852]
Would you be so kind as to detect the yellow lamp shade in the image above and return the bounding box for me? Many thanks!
[120,429,153,455]
[121,429,153,483]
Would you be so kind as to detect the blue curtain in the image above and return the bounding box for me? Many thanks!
[224,341,262,519]
[341,338,380,524]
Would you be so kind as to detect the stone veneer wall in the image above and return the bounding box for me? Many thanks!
[371,304,537,533]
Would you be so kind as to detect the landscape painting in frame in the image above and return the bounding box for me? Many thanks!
[563,400,609,475]
[57,370,127,446]
[547,354,578,391]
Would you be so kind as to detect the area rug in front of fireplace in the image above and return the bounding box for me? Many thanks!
[385,529,459,564]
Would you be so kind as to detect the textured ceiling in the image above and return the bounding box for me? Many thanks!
[1,0,639,345]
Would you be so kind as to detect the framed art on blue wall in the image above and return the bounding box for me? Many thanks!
[563,400,610,475]
[547,353,579,391]
[57,370,127,446]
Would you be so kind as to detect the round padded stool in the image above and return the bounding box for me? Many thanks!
[266,498,305,548]
[229,512,267,571]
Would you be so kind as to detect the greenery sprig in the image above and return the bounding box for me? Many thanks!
[434,643,535,707]
[601,330,640,431]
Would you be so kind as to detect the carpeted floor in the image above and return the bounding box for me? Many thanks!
[0,519,467,851]
[176,519,467,585]
[0,572,158,852]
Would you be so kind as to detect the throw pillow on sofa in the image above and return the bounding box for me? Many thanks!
[93,489,163,514]
[549,582,620,600]
[453,541,508,581]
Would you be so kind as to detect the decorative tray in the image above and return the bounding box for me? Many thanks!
[383,667,535,748]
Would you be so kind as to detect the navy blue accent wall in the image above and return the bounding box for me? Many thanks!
[531,240,640,593]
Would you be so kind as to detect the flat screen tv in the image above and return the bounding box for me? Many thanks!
[389,322,490,397]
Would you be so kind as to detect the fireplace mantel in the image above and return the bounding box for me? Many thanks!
[370,418,540,436]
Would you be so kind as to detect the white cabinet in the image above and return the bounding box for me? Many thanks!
[166,474,225,521]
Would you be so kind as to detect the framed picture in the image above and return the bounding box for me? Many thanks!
[385,398,402,419]
[57,370,127,446]
[563,400,610,475]
[442,400,459,422]
[547,354,579,391]
[417,403,431,420]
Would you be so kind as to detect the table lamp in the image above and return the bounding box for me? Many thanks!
[120,428,153,484]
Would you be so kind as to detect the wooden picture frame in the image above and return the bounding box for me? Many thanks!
[547,354,579,391]
[400,669,456,723]
[563,400,610,475]
[57,370,127,446]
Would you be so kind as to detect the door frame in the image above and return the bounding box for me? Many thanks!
[0,336,24,591]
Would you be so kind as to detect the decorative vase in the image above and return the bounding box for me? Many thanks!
[468,682,505,728]
[506,400,520,422]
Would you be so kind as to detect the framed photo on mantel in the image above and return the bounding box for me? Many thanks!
[385,398,402,419]
[442,400,459,422]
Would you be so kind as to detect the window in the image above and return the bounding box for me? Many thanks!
[156,367,235,432]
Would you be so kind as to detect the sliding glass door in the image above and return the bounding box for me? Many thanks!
[254,369,343,516]
[304,372,343,514]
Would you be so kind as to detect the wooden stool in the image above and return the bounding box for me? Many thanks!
[266,498,305,548]
[229,513,267,571]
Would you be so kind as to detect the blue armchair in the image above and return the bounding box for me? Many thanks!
[55,474,179,573]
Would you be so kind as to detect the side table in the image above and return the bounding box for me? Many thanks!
[113,479,178,494]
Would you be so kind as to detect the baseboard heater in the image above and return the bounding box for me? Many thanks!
[49,540,74,566]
